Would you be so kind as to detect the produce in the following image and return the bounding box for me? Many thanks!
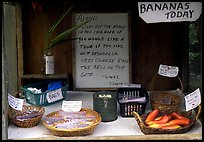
[144,109,191,130]
[154,116,163,121]
[160,124,181,130]
[146,115,171,125]
[145,109,159,125]
[171,112,190,121]
[168,118,190,126]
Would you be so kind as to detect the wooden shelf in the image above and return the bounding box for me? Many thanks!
[21,73,68,79]
[20,73,68,87]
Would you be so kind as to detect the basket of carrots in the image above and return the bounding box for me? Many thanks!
[133,104,201,134]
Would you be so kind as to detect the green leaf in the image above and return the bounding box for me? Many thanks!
[48,37,79,48]
[47,6,73,37]
[49,20,90,48]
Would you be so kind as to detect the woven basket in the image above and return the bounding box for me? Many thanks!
[149,74,183,114]
[133,105,201,134]
[42,108,101,137]
[8,105,45,128]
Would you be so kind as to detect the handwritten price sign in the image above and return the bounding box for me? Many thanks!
[8,93,24,111]
[46,88,63,103]
[185,88,201,111]
[62,101,82,112]
[158,64,179,77]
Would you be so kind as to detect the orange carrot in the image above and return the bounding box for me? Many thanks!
[148,123,169,129]
[154,116,163,121]
[161,124,181,130]
[168,118,190,126]
[171,112,190,122]
[145,109,159,125]
[146,115,171,125]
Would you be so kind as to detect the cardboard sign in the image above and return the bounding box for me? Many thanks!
[62,101,82,112]
[138,2,202,23]
[8,93,24,111]
[185,88,201,111]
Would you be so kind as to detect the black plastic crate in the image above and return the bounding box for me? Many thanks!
[117,87,149,117]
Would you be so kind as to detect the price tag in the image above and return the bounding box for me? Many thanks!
[8,93,24,111]
[46,88,63,103]
[185,88,201,111]
[158,64,179,77]
[62,101,82,112]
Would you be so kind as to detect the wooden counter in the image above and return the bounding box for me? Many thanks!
[8,91,202,140]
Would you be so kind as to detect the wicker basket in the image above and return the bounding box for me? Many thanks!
[8,105,45,128]
[150,91,182,114]
[149,74,183,114]
[133,105,201,134]
[42,108,101,137]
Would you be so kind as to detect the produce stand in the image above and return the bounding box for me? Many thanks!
[8,91,202,140]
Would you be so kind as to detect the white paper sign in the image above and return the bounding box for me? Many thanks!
[8,93,24,111]
[62,101,82,112]
[158,64,179,77]
[46,88,63,103]
[138,2,202,23]
[185,88,201,111]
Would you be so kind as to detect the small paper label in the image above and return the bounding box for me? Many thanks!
[8,93,24,111]
[62,101,82,112]
[185,88,201,111]
[158,64,179,77]
[46,88,63,103]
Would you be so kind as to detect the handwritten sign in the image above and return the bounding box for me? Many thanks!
[46,88,63,103]
[62,101,82,112]
[8,93,24,111]
[158,64,179,77]
[185,88,201,111]
[138,2,202,23]
[73,13,130,89]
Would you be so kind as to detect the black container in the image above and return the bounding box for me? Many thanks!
[93,91,118,122]
[117,87,149,117]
